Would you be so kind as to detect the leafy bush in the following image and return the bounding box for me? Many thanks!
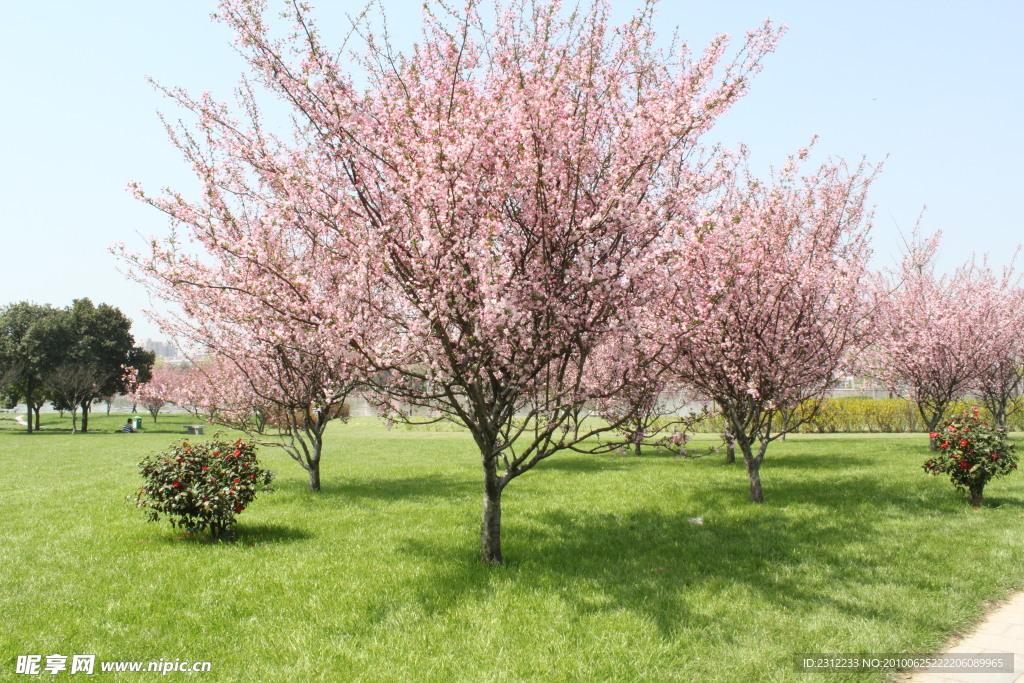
[922,408,1018,505]
[130,437,274,538]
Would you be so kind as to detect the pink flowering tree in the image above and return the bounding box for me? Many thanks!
[125,0,784,562]
[971,280,1024,430]
[168,347,354,493]
[664,150,877,502]
[130,366,188,423]
[868,233,1019,447]
[119,140,367,491]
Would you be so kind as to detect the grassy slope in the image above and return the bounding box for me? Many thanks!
[1,413,1023,681]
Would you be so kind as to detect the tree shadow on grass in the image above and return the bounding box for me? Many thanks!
[305,474,477,503]
[529,453,634,474]
[235,523,311,545]
[761,450,881,470]
[155,523,310,546]
[358,470,1015,649]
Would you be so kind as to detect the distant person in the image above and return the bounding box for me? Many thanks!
[121,419,136,433]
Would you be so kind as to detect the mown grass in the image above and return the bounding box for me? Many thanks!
[2,413,1023,681]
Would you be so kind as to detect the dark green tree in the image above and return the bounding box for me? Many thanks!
[58,299,153,433]
[0,300,154,433]
[0,303,60,433]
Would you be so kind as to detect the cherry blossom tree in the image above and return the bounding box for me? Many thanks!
[869,233,1020,447]
[130,365,188,423]
[181,344,355,493]
[123,0,784,562]
[971,282,1024,430]
[664,150,877,502]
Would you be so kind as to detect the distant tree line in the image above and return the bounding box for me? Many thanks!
[0,299,154,434]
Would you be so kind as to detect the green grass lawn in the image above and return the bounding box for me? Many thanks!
[2,413,1024,681]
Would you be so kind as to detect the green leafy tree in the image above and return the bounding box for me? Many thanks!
[0,302,61,433]
[57,299,153,433]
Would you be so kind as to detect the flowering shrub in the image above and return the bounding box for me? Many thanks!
[130,437,274,538]
[922,408,1017,505]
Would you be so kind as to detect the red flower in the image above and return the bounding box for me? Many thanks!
[233,478,241,484]
[172,481,181,487]
[250,474,256,479]
[233,450,242,457]
[940,441,950,449]
[959,461,970,470]
[959,440,968,447]
[201,466,209,471]
[929,432,938,438]
[991,454,999,460]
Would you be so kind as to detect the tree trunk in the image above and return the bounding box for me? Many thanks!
[634,441,642,457]
[969,483,985,506]
[80,400,89,433]
[308,461,321,492]
[33,404,40,431]
[745,455,764,503]
[921,406,943,451]
[481,457,503,564]
[725,444,736,464]
[25,378,34,433]
[70,408,78,435]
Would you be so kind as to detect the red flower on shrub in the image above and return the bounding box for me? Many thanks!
[923,412,1018,504]
[131,437,274,539]
[929,432,938,438]
[233,450,242,457]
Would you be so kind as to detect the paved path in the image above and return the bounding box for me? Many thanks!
[905,592,1024,682]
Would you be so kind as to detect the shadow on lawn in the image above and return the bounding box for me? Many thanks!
[530,453,635,474]
[236,523,311,545]
[363,469,1005,643]
[311,474,477,502]
[163,523,310,545]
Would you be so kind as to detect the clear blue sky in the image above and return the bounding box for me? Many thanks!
[1,0,1021,341]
